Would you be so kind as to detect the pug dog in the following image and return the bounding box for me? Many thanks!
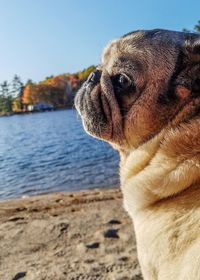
[75,29,200,280]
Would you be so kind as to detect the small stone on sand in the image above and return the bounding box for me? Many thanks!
[104,229,119,238]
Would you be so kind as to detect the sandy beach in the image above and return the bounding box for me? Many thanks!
[0,188,142,280]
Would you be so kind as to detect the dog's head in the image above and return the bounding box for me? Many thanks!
[75,29,200,152]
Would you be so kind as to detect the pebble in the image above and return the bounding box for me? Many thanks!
[86,242,100,249]
[108,219,121,225]
[104,229,119,238]
[12,271,26,280]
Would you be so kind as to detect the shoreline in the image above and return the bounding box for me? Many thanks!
[0,188,142,280]
[0,185,120,202]
[0,107,74,118]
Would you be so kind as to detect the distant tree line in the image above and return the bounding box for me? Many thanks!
[0,65,95,116]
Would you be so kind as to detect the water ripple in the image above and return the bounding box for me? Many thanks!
[0,110,119,199]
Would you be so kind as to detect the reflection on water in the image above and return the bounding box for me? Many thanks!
[0,110,119,199]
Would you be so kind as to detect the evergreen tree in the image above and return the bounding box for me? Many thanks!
[0,81,10,96]
[194,20,200,32]
[0,81,12,114]
[26,79,34,85]
[11,75,23,97]
[183,20,200,33]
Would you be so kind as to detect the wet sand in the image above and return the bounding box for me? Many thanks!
[0,188,142,280]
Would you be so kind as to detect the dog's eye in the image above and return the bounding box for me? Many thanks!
[118,74,131,89]
[112,73,132,92]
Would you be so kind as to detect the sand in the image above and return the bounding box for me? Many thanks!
[0,188,142,280]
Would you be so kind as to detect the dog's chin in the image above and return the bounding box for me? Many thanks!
[82,118,113,141]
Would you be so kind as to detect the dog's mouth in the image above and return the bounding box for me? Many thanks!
[75,70,124,144]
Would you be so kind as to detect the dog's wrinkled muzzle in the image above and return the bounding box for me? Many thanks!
[75,69,124,145]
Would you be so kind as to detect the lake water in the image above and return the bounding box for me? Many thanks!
[0,110,120,200]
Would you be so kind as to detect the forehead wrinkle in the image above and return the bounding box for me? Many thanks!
[102,34,154,66]
[102,41,152,74]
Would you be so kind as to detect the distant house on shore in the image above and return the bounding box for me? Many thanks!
[27,102,54,112]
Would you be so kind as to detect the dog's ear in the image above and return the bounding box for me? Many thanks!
[184,36,200,63]
[176,36,200,99]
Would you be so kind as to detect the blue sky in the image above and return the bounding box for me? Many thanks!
[0,0,199,83]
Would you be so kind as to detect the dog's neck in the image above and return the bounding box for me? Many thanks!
[119,118,200,215]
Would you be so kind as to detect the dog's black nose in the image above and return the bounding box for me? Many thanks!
[87,70,101,84]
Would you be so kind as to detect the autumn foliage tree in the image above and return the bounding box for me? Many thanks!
[22,84,37,105]
[21,65,96,110]
[22,78,71,108]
